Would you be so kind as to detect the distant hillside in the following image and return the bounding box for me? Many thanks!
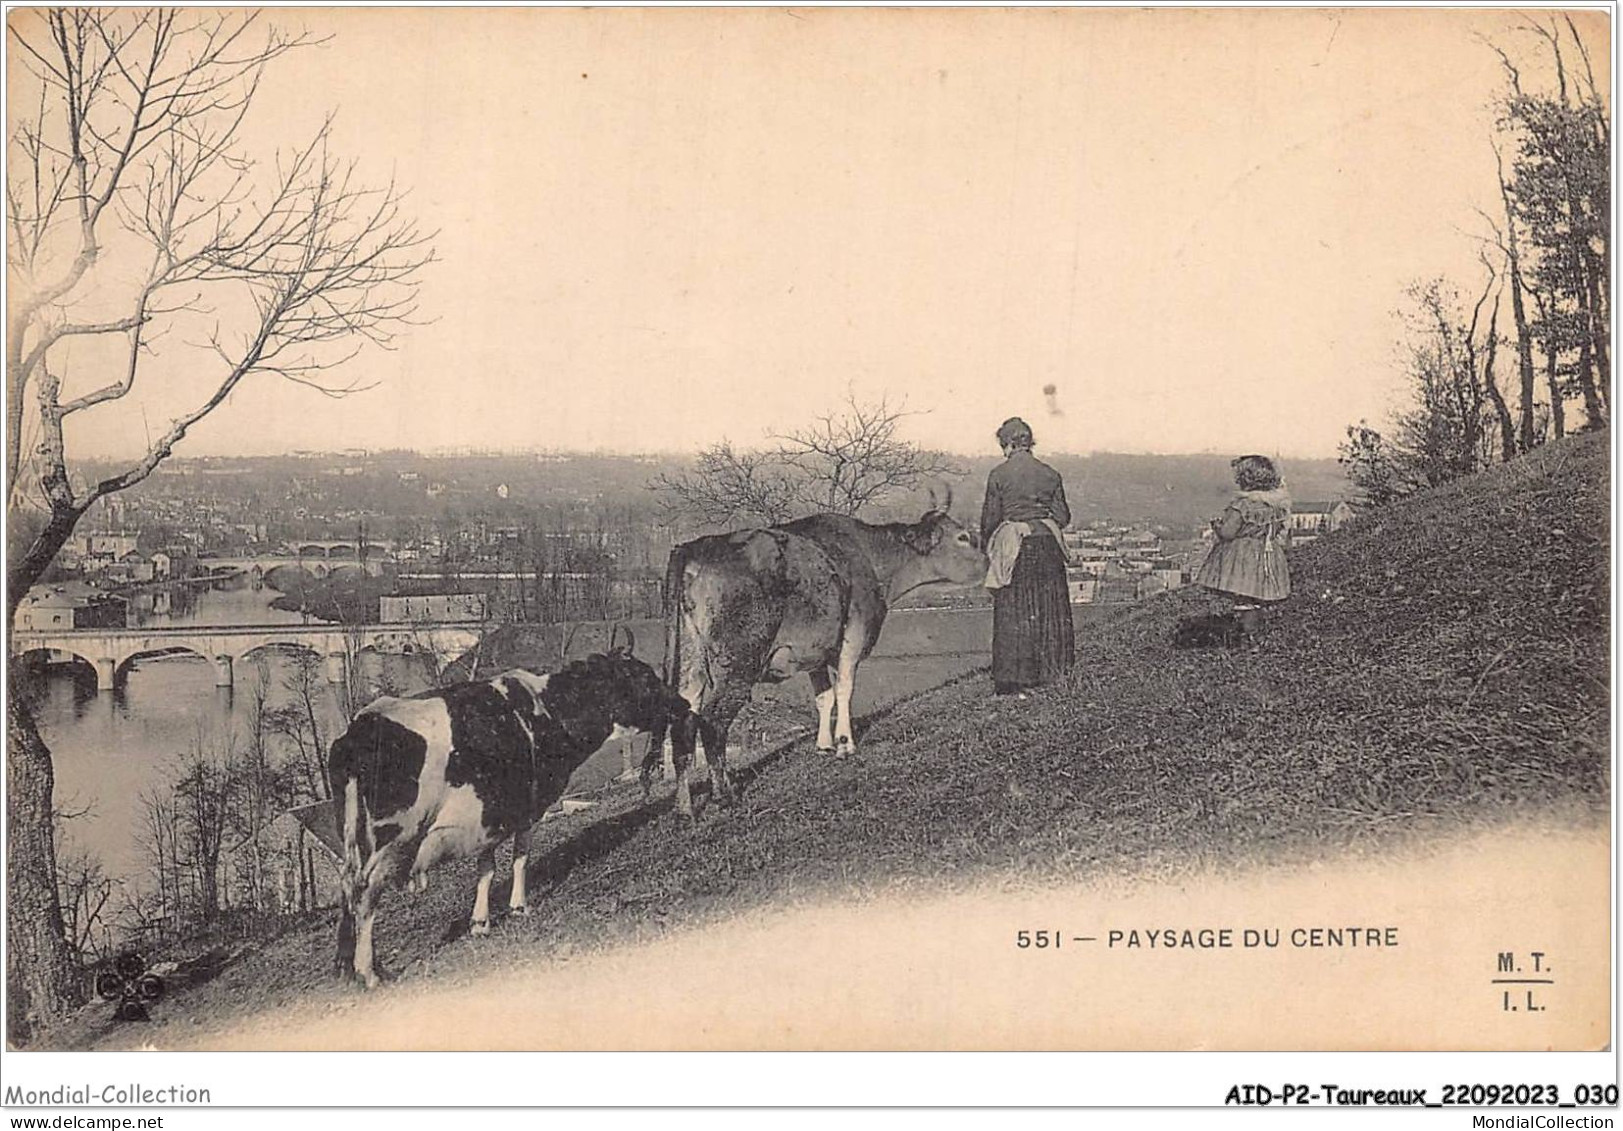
[80,448,1349,536]
[933,451,1351,534]
[59,432,1604,1051]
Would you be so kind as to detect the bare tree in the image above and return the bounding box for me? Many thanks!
[172,735,234,927]
[133,783,182,940]
[55,841,117,968]
[653,440,804,527]
[655,393,963,528]
[1485,16,1610,429]
[774,392,964,516]
[235,656,277,913]
[267,650,337,802]
[5,9,432,1038]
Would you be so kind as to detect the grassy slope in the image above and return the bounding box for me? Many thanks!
[68,433,1608,1048]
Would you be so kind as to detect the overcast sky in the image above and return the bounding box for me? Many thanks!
[17,7,1610,460]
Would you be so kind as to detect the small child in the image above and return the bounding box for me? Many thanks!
[1192,454,1292,634]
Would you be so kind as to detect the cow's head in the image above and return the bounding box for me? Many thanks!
[899,485,988,587]
[576,649,691,738]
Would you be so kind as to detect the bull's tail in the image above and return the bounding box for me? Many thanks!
[642,545,690,794]
[332,745,370,978]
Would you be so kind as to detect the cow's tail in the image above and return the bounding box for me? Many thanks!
[332,736,370,978]
[642,544,689,795]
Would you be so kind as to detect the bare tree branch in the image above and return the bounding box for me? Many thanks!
[656,392,965,528]
[5,7,434,1028]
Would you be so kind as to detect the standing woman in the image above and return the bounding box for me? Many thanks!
[981,417,1075,696]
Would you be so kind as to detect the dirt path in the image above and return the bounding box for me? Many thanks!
[145,817,1607,1055]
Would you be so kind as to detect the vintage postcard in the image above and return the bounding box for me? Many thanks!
[2,3,1613,1108]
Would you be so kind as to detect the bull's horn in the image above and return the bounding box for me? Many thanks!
[926,481,952,515]
[617,625,636,655]
[561,622,581,664]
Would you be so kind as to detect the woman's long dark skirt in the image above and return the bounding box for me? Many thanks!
[991,532,1075,691]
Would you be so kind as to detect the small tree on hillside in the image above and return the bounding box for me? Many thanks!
[654,441,803,527]
[655,393,961,528]
[774,394,963,516]
[1337,423,1412,508]
[5,9,431,1039]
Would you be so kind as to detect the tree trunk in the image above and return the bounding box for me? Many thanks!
[1481,303,1516,462]
[6,506,89,1043]
[1583,248,1610,415]
[1507,274,1536,452]
[6,678,83,1044]
[1575,314,1603,427]
[1498,173,1538,453]
[1546,338,1567,440]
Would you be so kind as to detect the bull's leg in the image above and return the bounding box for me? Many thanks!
[809,667,836,753]
[832,635,865,757]
[509,827,532,917]
[470,846,497,936]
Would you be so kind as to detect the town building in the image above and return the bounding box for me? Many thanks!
[379,592,490,623]
[16,584,128,630]
[1290,500,1357,544]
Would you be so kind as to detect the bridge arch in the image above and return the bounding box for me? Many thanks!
[115,646,215,691]
[296,544,329,560]
[239,640,327,675]
[15,647,100,692]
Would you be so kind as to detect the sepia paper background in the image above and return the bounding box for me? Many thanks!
[4,5,1613,1064]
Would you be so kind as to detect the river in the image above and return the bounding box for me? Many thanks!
[23,590,1087,899]
[20,585,436,888]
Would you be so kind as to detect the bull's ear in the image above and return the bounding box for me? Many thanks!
[901,516,944,554]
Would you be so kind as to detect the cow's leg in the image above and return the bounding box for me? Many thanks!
[470,846,497,936]
[353,842,411,989]
[832,634,865,757]
[509,827,532,917]
[809,667,836,753]
[335,898,358,978]
[669,708,702,819]
[700,688,751,807]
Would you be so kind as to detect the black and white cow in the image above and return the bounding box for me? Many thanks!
[329,636,689,987]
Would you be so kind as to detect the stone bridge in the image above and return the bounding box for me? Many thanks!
[198,554,391,580]
[12,622,487,692]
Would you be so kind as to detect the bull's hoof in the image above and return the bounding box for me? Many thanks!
[509,904,531,918]
[816,744,836,755]
[834,738,857,759]
[470,918,490,937]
